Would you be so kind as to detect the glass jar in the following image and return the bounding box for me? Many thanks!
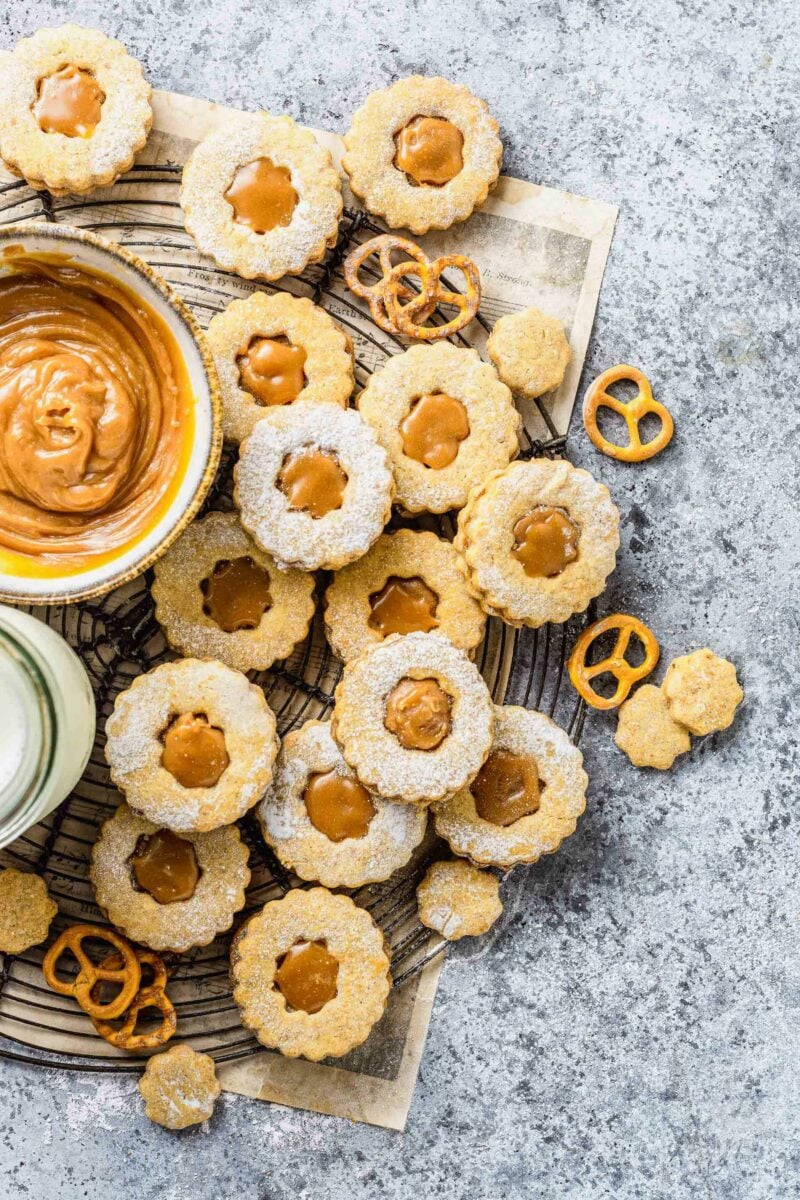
[0,605,96,850]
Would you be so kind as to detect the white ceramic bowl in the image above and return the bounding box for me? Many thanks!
[0,224,222,604]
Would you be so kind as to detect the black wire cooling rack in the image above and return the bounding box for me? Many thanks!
[0,164,589,1072]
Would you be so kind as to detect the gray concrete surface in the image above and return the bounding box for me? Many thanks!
[1,1,798,1197]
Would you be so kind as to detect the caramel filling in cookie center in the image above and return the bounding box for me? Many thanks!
[274,940,339,1013]
[400,393,470,469]
[200,556,272,632]
[225,157,298,234]
[512,507,580,578]
[237,335,308,407]
[278,449,347,518]
[161,713,230,789]
[394,116,464,186]
[129,829,201,904]
[368,576,440,637]
[34,65,105,137]
[303,770,376,842]
[384,677,452,751]
[471,750,541,826]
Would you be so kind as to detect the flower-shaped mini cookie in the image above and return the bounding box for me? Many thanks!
[662,649,743,736]
[342,76,502,234]
[105,658,278,833]
[234,401,394,572]
[417,860,502,940]
[231,887,391,1060]
[258,720,427,889]
[487,307,572,399]
[90,804,251,953]
[0,25,152,195]
[324,529,486,663]
[455,458,620,627]
[181,111,342,280]
[357,343,520,514]
[331,630,494,805]
[206,292,353,444]
[152,511,315,673]
[0,868,57,953]
[139,1044,220,1129]
[434,705,588,868]
[615,684,691,770]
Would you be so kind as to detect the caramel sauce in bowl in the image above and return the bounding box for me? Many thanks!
[0,225,222,603]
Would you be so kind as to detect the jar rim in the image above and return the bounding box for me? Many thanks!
[0,621,58,840]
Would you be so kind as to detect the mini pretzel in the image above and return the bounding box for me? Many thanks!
[568,614,660,710]
[583,365,674,462]
[90,949,177,1051]
[387,254,481,340]
[42,924,141,1020]
[343,234,480,339]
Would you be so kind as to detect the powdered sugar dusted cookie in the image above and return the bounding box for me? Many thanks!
[105,659,278,833]
[139,1044,220,1129]
[662,649,743,736]
[417,859,502,940]
[487,307,572,399]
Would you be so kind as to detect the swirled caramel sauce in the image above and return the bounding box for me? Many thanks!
[0,253,195,579]
[384,676,452,751]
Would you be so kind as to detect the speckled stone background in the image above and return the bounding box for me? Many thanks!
[1,1,798,1196]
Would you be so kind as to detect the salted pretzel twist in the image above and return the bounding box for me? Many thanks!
[582,365,674,462]
[90,948,177,1051]
[42,924,141,1020]
[343,234,481,340]
[568,613,660,710]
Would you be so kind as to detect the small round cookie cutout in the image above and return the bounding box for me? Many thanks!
[90,804,251,953]
[206,292,353,444]
[487,307,572,399]
[342,76,502,234]
[234,401,394,572]
[615,684,691,770]
[231,887,391,1060]
[455,458,620,627]
[258,720,427,889]
[662,649,744,736]
[433,705,587,868]
[152,511,315,673]
[417,860,502,940]
[105,659,278,833]
[0,25,152,195]
[357,343,520,514]
[331,631,494,806]
[180,110,342,281]
[139,1044,220,1130]
[0,868,57,953]
[324,529,486,664]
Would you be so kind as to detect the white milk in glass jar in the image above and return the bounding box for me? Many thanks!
[0,605,96,849]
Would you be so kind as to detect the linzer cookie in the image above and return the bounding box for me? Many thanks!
[152,511,315,673]
[90,803,251,953]
[615,684,692,770]
[105,658,278,833]
[487,307,572,399]
[180,111,342,280]
[455,459,620,627]
[231,887,391,1060]
[234,401,394,572]
[258,720,427,888]
[206,292,353,444]
[0,25,152,195]
[0,868,57,953]
[324,529,486,663]
[331,631,494,805]
[417,860,502,940]
[139,1044,220,1129]
[434,704,588,868]
[357,343,520,514]
[342,76,502,234]
[662,649,743,736]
